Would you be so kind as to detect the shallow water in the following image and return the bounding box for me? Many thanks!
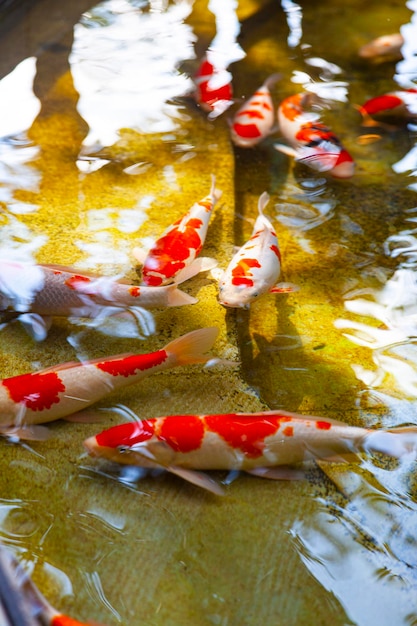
[1,0,417,624]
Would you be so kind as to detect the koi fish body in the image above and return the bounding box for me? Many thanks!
[134,177,221,286]
[0,261,196,321]
[359,33,404,61]
[0,327,220,428]
[230,74,281,148]
[193,57,233,118]
[276,92,355,178]
[217,192,294,308]
[359,88,417,124]
[84,410,417,494]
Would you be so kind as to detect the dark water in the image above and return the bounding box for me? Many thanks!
[0,0,417,624]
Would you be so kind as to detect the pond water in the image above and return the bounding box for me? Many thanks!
[1,0,417,624]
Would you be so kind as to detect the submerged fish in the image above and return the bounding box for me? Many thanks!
[0,327,221,430]
[0,547,105,626]
[193,56,234,118]
[84,410,417,495]
[359,33,404,62]
[275,92,355,178]
[133,177,221,286]
[217,192,296,308]
[358,88,417,125]
[230,74,281,148]
[0,261,196,340]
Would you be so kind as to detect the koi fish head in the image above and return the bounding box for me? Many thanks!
[218,276,268,308]
[84,421,163,468]
[193,58,233,116]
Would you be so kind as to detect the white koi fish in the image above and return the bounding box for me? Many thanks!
[0,327,220,430]
[0,261,196,340]
[217,192,295,308]
[230,74,281,148]
[84,409,417,495]
[133,177,221,286]
[275,92,355,178]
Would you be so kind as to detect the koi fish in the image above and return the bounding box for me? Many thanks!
[0,261,196,340]
[0,547,106,626]
[193,56,233,118]
[217,192,295,308]
[0,327,221,429]
[84,409,417,495]
[133,177,221,287]
[275,92,355,178]
[230,74,281,148]
[358,88,417,125]
[358,33,404,62]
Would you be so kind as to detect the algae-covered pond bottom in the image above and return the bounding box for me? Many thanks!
[0,0,417,624]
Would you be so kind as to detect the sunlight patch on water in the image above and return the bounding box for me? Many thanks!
[0,57,40,139]
[70,0,195,148]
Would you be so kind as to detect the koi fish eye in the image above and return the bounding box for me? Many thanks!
[117,445,131,454]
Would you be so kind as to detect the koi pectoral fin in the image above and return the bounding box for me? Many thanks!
[273,143,298,158]
[174,257,218,285]
[0,425,51,441]
[168,466,225,495]
[132,246,148,264]
[245,466,305,480]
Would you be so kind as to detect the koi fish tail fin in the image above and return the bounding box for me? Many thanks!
[165,284,198,306]
[209,173,223,204]
[263,72,283,90]
[362,426,417,459]
[164,326,219,366]
[258,191,270,215]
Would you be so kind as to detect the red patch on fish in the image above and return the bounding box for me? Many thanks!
[282,426,294,437]
[97,350,168,377]
[280,94,303,121]
[361,94,404,116]
[232,123,262,139]
[158,415,205,453]
[65,275,91,290]
[270,244,281,260]
[205,414,283,458]
[3,372,65,411]
[129,286,141,297]
[96,420,156,448]
[231,258,261,286]
[316,421,332,430]
[238,110,265,120]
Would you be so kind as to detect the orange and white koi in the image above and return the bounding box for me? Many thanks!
[0,547,106,626]
[217,192,295,308]
[84,409,417,495]
[193,56,233,118]
[358,88,417,124]
[358,33,404,61]
[230,74,281,148]
[0,327,220,429]
[133,177,221,287]
[275,92,355,178]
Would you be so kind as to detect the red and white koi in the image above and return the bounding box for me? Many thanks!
[84,410,417,495]
[358,88,417,124]
[230,74,281,148]
[193,56,234,118]
[0,327,220,429]
[0,261,196,339]
[133,177,221,287]
[217,192,295,308]
[275,92,355,178]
